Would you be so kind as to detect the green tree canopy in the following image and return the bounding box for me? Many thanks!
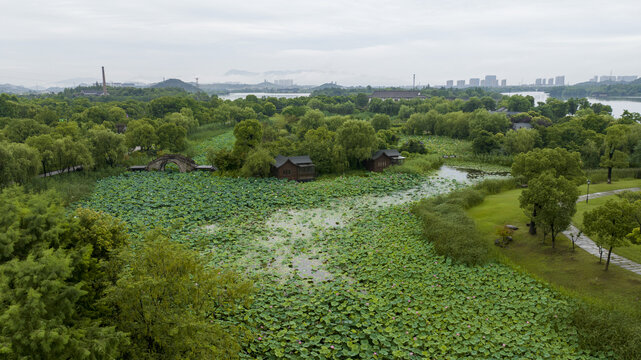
[297,109,325,138]
[299,126,336,174]
[519,173,579,246]
[87,127,126,168]
[125,119,157,151]
[336,120,377,167]
[0,142,40,187]
[239,147,274,177]
[371,114,391,131]
[26,134,56,174]
[511,147,585,185]
[157,122,187,152]
[502,128,540,155]
[233,119,263,159]
[600,124,630,183]
[584,198,636,270]
[472,130,500,154]
[5,118,49,143]
[103,231,253,359]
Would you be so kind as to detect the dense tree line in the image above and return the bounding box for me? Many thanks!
[547,79,641,98]
[2,89,640,185]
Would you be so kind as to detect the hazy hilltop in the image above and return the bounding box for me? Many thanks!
[0,83,33,94]
[151,78,201,93]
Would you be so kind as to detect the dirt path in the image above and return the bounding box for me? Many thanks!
[563,187,641,275]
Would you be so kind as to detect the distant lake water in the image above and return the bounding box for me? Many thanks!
[219,92,310,101]
[501,91,641,118]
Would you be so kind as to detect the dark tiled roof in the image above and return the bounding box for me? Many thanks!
[274,155,314,168]
[369,91,424,99]
[371,149,403,160]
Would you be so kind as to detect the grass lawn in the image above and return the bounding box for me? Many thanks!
[467,183,641,312]
[576,178,640,194]
[573,189,641,264]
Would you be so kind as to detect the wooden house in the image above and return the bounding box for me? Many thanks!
[272,155,316,181]
[365,149,405,172]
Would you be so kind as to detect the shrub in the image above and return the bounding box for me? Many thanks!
[239,148,274,177]
[617,190,641,202]
[474,178,517,195]
[385,154,443,175]
[412,190,490,266]
[572,303,641,359]
[585,168,641,184]
[458,154,514,167]
[429,188,485,209]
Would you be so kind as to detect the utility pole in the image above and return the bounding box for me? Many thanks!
[195,77,199,88]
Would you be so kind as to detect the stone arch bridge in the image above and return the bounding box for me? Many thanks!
[129,154,215,173]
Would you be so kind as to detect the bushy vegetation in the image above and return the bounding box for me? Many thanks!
[385,154,443,175]
[572,303,641,360]
[412,179,517,266]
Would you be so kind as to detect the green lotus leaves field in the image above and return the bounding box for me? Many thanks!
[81,170,602,359]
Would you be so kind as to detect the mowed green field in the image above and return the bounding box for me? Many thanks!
[78,169,616,359]
[467,181,641,313]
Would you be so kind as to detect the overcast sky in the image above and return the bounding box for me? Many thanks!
[1,0,640,87]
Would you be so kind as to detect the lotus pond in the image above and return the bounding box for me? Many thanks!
[81,168,604,359]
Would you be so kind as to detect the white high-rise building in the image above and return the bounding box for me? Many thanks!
[456,80,465,88]
[555,76,565,86]
[469,78,480,86]
[484,75,498,87]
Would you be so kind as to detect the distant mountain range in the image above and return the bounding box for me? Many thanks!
[0,83,36,95]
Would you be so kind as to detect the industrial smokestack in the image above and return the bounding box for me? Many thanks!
[101,66,107,95]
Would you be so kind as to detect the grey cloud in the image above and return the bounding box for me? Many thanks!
[1,0,640,87]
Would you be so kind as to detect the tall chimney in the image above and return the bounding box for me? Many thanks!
[101,66,107,95]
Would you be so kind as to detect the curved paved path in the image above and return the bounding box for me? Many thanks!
[562,187,641,275]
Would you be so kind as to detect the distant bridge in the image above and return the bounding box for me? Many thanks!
[129,154,215,173]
